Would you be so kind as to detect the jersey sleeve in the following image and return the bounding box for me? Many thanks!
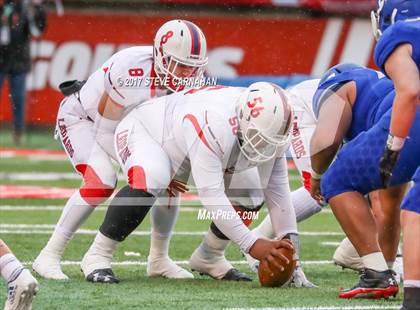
[182,111,258,253]
[259,156,298,238]
[374,21,419,73]
[104,55,145,108]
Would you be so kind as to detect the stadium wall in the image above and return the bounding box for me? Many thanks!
[0,11,376,125]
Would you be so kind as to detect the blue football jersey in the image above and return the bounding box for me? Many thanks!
[313,67,394,141]
[375,20,420,74]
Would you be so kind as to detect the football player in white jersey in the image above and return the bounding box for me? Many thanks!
[33,19,208,280]
[1,239,39,310]
[80,83,298,283]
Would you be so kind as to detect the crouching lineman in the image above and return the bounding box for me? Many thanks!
[33,19,208,280]
[310,33,420,301]
[81,83,299,284]
[1,239,38,310]
[201,78,322,287]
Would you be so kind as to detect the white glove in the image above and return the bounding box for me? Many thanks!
[288,265,318,288]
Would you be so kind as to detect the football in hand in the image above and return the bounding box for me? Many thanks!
[258,247,296,287]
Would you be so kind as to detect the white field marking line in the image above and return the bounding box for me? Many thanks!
[20,260,333,267]
[0,171,302,182]
[0,205,333,214]
[321,241,341,247]
[226,307,401,310]
[0,224,344,237]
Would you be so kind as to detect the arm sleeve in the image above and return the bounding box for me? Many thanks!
[183,112,258,253]
[260,156,298,239]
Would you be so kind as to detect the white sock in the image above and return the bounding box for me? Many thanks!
[88,232,119,258]
[0,254,24,283]
[361,252,388,271]
[404,280,420,288]
[292,187,322,222]
[149,195,180,259]
[387,261,395,269]
[203,230,230,253]
[43,191,95,256]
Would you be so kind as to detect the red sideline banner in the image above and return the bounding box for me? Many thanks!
[0,12,377,125]
[159,0,376,13]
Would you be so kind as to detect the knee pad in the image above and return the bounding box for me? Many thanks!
[100,185,154,242]
[76,164,116,205]
[210,202,263,240]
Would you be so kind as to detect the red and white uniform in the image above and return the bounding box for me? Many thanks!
[56,46,165,197]
[115,86,297,253]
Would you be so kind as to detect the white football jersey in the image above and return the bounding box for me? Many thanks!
[121,86,297,252]
[287,79,319,189]
[78,46,166,121]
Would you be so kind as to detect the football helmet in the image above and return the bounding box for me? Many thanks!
[236,82,293,164]
[153,20,208,91]
[371,0,420,40]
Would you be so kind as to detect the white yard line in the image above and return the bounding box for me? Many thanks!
[20,260,333,266]
[0,205,333,214]
[0,224,344,237]
[320,242,341,247]
[226,307,400,310]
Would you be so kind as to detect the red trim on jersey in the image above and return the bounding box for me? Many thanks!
[127,166,147,191]
[75,164,115,205]
[103,67,109,74]
[183,114,216,155]
[150,63,157,98]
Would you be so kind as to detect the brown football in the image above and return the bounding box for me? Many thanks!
[258,247,296,287]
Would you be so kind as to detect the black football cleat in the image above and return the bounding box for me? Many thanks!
[221,268,252,282]
[85,268,120,284]
[339,268,398,299]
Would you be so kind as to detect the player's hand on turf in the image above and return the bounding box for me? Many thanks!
[379,147,400,187]
[288,265,318,288]
[310,177,324,204]
[167,179,189,197]
[249,239,294,271]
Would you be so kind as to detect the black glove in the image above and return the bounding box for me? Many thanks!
[379,146,400,187]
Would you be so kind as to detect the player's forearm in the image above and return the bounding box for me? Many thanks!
[389,93,419,143]
[198,188,258,253]
[310,143,340,175]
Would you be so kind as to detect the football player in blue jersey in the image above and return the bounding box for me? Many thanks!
[310,62,420,300]
[372,0,420,308]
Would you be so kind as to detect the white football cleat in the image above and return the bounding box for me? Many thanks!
[81,249,113,279]
[4,269,39,310]
[32,250,68,280]
[333,237,364,271]
[189,247,251,281]
[147,256,193,279]
[243,252,259,273]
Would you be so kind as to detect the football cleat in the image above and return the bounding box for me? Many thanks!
[85,269,119,284]
[221,268,252,282]
[147,256,194,279]
[189,247,252,281]
[338,268,399,299]
[333,237,364,271]
[32,251,68,280]
[4,268,39,310]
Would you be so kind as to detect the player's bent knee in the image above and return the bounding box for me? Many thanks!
[76,164,116,205]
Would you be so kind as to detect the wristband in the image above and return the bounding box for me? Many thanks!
[386,134,406,151]
[310,168,323,180]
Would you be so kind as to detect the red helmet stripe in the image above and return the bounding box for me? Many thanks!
[183,20,201,56]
